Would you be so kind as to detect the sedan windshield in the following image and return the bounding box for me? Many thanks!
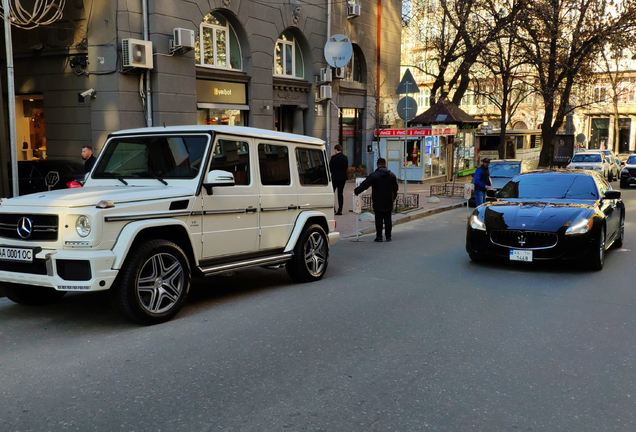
[627,155,636,165]
[572,154,601,163]
[498,173,599,200]
[93,135,209,179]
[488,163,521,178]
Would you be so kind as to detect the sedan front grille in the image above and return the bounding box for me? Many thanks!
[490,230,558,249]
[0,214,59,241]
[628,168,636,177]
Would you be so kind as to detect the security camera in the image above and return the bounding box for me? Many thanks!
[80,89,96,98]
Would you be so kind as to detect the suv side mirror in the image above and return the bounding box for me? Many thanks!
[486,189,497,198]
[203,170,235,194]
[605,190,621,200]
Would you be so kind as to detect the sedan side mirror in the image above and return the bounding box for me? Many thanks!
[203,170,235,195]
[605,190,621,200]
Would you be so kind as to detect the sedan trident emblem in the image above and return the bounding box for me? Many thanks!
[518,233,526,247]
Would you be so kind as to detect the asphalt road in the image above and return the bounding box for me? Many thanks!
[2,188,636,431]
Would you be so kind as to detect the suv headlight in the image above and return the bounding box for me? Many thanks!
[565,216,593,235]
[469,214,486,231]
[76,215,91,237]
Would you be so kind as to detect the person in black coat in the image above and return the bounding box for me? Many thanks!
[82,145,97,174]
[329,144,349,215]
[354,158,399,242]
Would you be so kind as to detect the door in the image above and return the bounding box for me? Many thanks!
[595,176,619,239]
[256,141,298,250]
[199,136,259,259]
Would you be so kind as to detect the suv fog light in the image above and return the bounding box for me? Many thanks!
[76,215,91,237]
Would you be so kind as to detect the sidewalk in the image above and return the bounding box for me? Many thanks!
[335,179,469,238]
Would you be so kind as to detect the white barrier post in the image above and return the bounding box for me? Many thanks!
[464,183,473,217]
[351,177,365,242]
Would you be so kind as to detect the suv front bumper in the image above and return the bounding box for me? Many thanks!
[0,249,119,292]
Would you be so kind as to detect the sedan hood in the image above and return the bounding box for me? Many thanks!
[0,186,194,208]
[483,199,595,231]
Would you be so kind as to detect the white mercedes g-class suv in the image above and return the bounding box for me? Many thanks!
[0,126,339,324]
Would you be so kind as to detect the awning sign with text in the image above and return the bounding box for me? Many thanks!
[374,127,457,137]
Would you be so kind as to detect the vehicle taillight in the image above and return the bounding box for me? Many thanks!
[66,180,83,188]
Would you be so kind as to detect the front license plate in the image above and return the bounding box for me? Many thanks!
[510,249,532,262]
[0,246,34,263]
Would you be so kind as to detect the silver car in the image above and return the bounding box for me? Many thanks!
[567,151,610,180]
[600,149,620,181]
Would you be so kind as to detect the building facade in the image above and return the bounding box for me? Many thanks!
[2,0,402,196]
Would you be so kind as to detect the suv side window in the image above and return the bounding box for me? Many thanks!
[258,143,290,185]
[296,148,328,185]
[210,139,251,185]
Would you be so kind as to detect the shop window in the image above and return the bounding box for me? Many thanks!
[197,108,244,126]
[406,140,420,166]
[274,31,304,79]
[16,94,46,161]
[590,117,609,150]
[296,148,328,186]
[196,12,242,70]
[258,143,291,185]
[210,140,251,185]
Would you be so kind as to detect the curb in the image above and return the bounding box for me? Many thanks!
[342,202,466,238]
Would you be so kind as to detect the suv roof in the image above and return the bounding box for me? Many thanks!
[109,125,325,146]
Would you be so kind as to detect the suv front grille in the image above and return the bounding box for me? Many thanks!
[628,168,636,177]
[56,260,91,281]
[490,230,558,249]
[0,214,59,241]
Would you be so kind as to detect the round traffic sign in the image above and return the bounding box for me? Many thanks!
[397,96,418,121]
[576,133,586,143]
[324,34,353,68]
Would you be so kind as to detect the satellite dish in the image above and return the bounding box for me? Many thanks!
[324,34,353,68]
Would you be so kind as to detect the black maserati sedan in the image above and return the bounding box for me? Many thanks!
[466,170,624,270]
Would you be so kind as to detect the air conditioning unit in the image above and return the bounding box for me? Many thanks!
[320,67,332,83]
[347,3,361,19]
[320,85,332,100]
[122,38,153,69]
[333,66,346,79]
[173,28,195,51]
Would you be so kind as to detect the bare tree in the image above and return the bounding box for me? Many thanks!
[517,0,636,167]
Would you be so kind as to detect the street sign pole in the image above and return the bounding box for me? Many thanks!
[3,0,18,197]
[403,81,409,203]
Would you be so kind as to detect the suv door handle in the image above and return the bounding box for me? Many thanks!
[288,205,298,211]
[246,206,257,214]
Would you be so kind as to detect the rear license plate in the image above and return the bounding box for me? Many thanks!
[510,249,532,262]
[0,246,34,263]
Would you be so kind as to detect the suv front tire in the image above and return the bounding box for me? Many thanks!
[286,224,329,283]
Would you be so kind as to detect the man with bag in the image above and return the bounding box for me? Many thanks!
[354,158,399,242]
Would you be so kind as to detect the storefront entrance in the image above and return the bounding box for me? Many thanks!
[339,108,362,166]
[196,79,248,127]
[16,94,46,160]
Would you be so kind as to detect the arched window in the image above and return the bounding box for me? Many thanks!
[513,121,528,130]
[196,12,242,70]
[274,31,304,79]
[345,45,365,83]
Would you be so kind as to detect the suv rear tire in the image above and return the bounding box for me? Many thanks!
[110,239,191,325]
[286,224,329,282]
[0,283,66,306]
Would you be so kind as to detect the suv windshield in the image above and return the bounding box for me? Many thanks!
[627,155,636,165]
[498,173,599,200]
[93,135,209,179]
[572,154,602,163]
[489,163,521,178]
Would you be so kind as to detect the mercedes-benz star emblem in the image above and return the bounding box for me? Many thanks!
[17,217,33,239]
[518,233,526,247]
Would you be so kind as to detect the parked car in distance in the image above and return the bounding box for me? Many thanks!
[8,159,85,196]
[567,151,610,180]
[0,126,339,325]
[618,153,634,164]
[466,170,624,270]
[469,159,536,207]
[620,154,636,188]
[599,149,620,181]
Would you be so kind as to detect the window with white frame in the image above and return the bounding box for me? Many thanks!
[274,31,304,79]
[593,86,607,103]
[195,12,242,70]
[417,87,431,110]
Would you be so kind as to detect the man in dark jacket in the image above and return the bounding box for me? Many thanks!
[473,157,493,206]
[82,145,97,174]
[354,158,399,242]
[329,144,349,215]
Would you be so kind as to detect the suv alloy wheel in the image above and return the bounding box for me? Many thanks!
[286,224,329,282]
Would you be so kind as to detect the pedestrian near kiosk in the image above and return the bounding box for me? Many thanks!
[330,144,348,215]
[354,158,399,242]
[474,157,493,206]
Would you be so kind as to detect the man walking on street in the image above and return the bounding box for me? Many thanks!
[330,144,348,215]
[474,157,493,206]
[354,158,399,242]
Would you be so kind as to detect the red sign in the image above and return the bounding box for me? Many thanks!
[374,127,457,137]
[342,129,355,137]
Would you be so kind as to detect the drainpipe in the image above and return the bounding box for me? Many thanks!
[3,0,18,196]
[326,0,331,153]
[142,0,152,127]
[375,0,381,159]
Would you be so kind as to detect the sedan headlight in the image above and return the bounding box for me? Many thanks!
[76,215,91,237]
[622,168,629,175]
[565,217,593,235]
[469,214,486,231]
